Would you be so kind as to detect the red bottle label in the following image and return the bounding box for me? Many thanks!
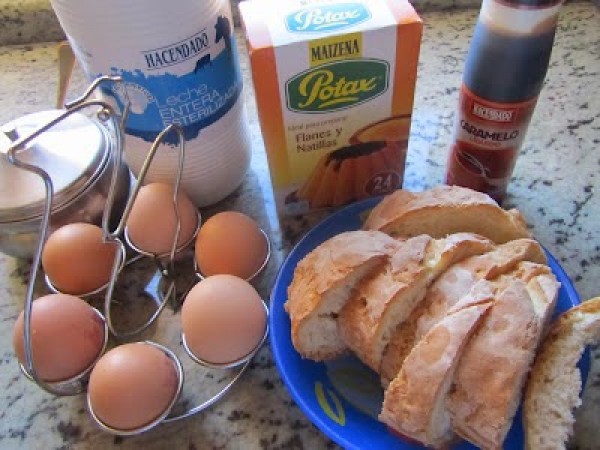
[446,85,538,203]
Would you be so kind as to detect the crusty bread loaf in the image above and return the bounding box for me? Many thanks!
[379,294,494,448]
[337,233,492,372]
[283,184,585,450]
[285,230,400,360]
[380,239,547,385]
[363,185,530,244]
[524,297,600,450]
[448,271,559,449]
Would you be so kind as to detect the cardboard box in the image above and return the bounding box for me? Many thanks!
[240,0,422,215]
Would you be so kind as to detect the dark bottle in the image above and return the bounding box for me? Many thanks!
[445,0,564,203]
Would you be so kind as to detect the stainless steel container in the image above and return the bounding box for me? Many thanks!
[0,109,130,259]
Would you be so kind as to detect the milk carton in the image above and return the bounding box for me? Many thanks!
[240,0,422,215]
[50,0,251,207]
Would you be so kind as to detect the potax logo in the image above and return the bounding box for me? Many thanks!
[286,59,389,113]
[285,3,371,33]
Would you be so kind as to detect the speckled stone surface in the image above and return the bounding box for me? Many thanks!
[0,0,491,46]
[0,0,64,46]
[0,2,599,450]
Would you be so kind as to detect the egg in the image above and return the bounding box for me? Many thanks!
[195,211,268,280]
[42,223,118,295]
[126,183,199,255]
[88,342,179,431]
[12,294,105,382]
[181,275,267,365]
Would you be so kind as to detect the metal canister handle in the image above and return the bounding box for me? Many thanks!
[6,76,126,396]
[102,123,188,338]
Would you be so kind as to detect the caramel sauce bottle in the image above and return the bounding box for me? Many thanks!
[445,0,564,203]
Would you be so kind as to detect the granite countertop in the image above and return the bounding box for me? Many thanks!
[1,2,599,449]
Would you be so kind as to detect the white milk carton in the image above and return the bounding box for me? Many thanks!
[50,0,251,207]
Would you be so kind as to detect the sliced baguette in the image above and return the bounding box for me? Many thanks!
[363,185,530,244]
[448,270,560,449]
[380,239,547,385]
[379,292,494,448]
[524,297,600,450]
[418,260,551,343]
[285,230,400,361]
[337,233,492,372]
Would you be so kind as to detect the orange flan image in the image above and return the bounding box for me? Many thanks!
[350,115,412,146]
[296,139,407,208]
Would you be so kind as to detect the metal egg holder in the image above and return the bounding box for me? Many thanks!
[8,76,270,436]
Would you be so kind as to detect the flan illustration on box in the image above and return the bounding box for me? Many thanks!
[240,0,423,215]
[291,115,410,208]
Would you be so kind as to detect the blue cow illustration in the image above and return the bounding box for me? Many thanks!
[215,15,232,53]
[194,16,232,74]
[194,54,211,73]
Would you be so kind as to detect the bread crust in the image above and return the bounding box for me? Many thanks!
[338,233,492,372]
[524,297,600,450]
[448,272,559,449]
[285,230,399,360]
[380,239,547,385]
[380,298,494,448]
[363,186,530,244]
[338,235,432,371]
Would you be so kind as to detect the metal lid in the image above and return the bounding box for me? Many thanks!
[0,110,109,223]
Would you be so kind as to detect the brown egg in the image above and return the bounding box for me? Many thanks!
[195,211,268,280]
[12,294,105,382]
[181,275,267,365]
[127,183,198,255]
[42,223,118,295]
[88,343,179,431]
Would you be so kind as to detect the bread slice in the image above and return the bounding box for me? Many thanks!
[379,293,494,448]
[524,297,600,450]
[417,246,548,335]
[448,270,560,449]
[380,239,546,385]
[363,185,530,244]
[337,233,493,372]
[285,230,400,361]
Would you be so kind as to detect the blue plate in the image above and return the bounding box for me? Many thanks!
[270,197,587,450]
